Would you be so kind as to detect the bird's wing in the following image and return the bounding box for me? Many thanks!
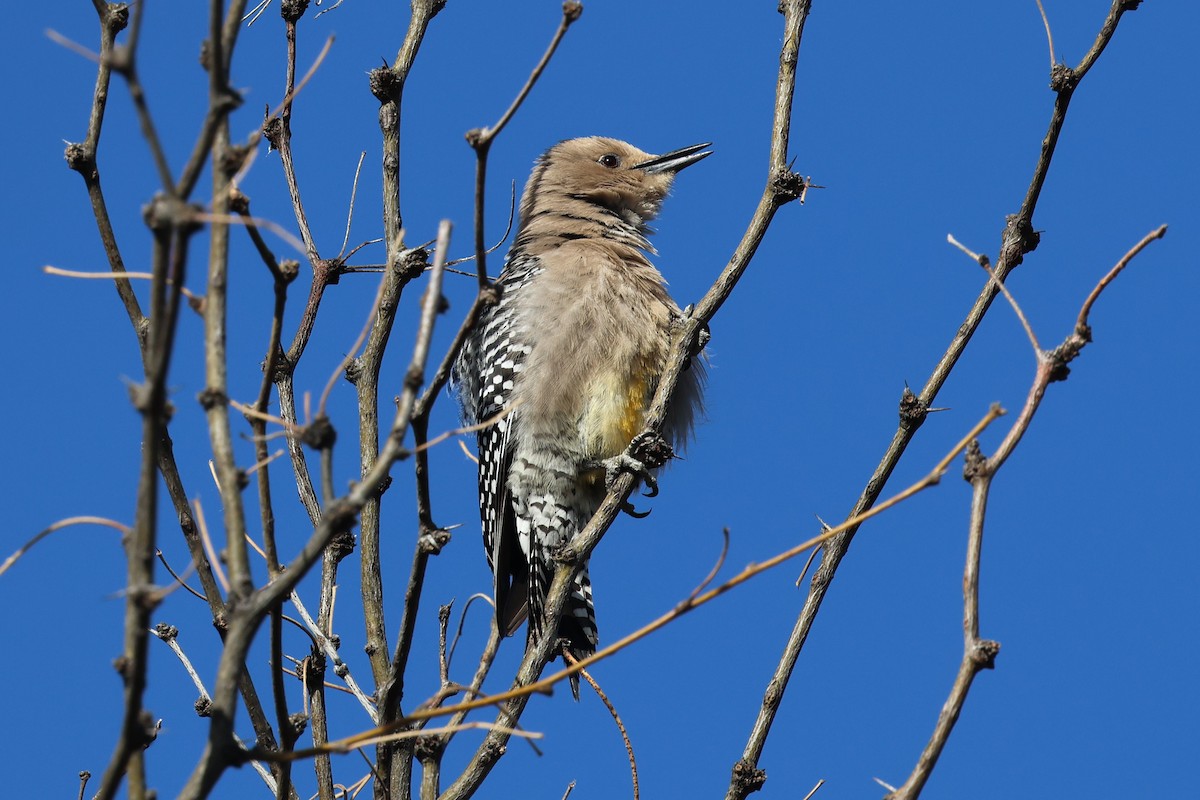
[478,405,528,635]
[470,277,535,635]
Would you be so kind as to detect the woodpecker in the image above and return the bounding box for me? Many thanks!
[453,137,709,694]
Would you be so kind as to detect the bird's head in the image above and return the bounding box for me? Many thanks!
[520,137,712,230]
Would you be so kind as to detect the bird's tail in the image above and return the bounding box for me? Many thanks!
[558,567,598,700]
[527,564,597,700]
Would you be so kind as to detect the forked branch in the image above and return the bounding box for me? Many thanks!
[885,225,1165,799]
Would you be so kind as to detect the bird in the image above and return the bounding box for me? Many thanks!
[453,136,709,696]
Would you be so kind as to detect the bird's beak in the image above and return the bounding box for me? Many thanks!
[634,142,713,174]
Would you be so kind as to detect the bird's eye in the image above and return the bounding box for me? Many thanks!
[598,153,620,168]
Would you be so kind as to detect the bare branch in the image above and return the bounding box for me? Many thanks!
[466,1,583,287]
[730,6,1146,794]
[180,220,451,798]
[885,225,1166,799]
[378,220,454,713]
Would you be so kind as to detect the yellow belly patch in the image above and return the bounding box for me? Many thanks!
[581,365,651,460]
[617,372,648,444]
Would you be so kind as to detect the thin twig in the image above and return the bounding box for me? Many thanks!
[111,1,174,193]
[42,266,203,305]
[152,627,280,792]
[1075,224,1166,334]
[338,152,367,259]
[442,181,517,270]
[204,109,254,603]
[475,3,581,147]
[243,0,272,25]
[304,646,335,799]
[0,516,128,578]
[193,499,230,596]
[794,532,823,587]
[244,448,286,477]
[289,591,379,721]
[564,650,639,800]
[253,722,543,763]
[947,234,1041,354]
[46,28,101,62]
[801,779,826,800]
[195,211,308,256]
[438,620,503,752]
[270,26,331,265]
[686,528,731,604]
[156,550,207,601]
[438,603,453,686]
[1034,0,1057,68]
[267,34,335,136]
[152,624,211,701]
[446,593,495,671]
[355,8,448,742]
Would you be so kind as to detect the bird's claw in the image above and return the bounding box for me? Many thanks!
[619,500,652,519]
[601,452,656,495]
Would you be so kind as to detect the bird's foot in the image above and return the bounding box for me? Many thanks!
[601,452,658,497]
[629,430,673,474]
[594,432,674,517]
[598,451,654,518]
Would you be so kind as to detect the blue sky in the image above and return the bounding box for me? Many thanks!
[3,2,1197,798]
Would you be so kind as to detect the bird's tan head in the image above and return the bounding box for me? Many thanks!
[519,137,711,233]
